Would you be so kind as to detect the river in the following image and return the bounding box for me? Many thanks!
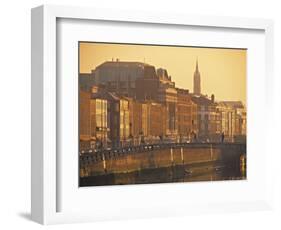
[80,160,246,186]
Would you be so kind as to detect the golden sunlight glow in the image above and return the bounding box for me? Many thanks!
[79,42,246,104]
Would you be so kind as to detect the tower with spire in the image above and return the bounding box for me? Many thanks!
[193,58,201,95]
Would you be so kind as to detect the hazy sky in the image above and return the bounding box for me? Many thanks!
[79,42,246,104]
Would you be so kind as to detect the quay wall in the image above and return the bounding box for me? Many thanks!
[80,143,246,177]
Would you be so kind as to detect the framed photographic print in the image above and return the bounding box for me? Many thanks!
[31,5,274,224]
[78,42,247,187]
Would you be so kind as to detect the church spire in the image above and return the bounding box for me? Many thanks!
[193,58,201,95]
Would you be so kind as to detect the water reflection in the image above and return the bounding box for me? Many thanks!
[80,160,246,186]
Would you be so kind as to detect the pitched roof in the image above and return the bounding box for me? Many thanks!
[191,95,214,106]
[219,101,245,108]
[91,90,119,101]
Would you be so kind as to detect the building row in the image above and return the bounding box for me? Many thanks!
[80,87,246,150]
[79,59,246,150]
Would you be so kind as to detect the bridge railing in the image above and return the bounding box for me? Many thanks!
[80,142,246,165]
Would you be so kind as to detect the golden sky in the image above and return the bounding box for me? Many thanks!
[79,42,246,104]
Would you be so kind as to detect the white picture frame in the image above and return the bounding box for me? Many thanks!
[31,4,274,225]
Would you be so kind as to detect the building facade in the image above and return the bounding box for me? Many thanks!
[128,98,143,139]
[236,106,247,136]
[79,73,95,92]
[135,65,159,100]
[158,85,178,137]
[79,90,91,150]
[191,95,220,141]
[217,101,246,141]
[176,88,198,140]
[146,101,167,139]
[156,68,178,137]
[79,89,109,151]
[92,60,159,98]
[216,102,236,142]
[119,98,130,146]
[90,96,108,149]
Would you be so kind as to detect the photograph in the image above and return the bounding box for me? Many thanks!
[78,42,247,187]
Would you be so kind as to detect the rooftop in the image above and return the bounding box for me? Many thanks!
[96,60,151,69]
[218,101,245,108]
[91,90,119,101]
[191,95,215,106]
